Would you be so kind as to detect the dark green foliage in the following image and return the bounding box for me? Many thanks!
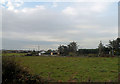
[58,42,78,56]
[68,52,77,56]
[68,41,77,53]
[98,41,105,56]
[58,45,69,56]
[31,50,38,56]
[107,38,120,55]
[77,49,98,56]
[103,47,110,54]
[45,49,52,54]
[2,56,48,84]
[57,38,120,56]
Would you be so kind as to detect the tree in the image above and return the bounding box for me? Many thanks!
[45,49,52,54]
[98,41,104,56]
[67,42,78,56]
[58,42,78,56]
[116,38,120,53]
[58,45,69,56]
[107,38,120,55]
[77,49,98,55]
[68,41,78,53]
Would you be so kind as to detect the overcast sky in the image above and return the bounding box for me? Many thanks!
[1,1,118,50]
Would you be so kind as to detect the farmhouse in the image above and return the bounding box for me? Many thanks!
[38,50,46,56]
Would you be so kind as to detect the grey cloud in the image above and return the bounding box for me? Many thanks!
[2,2,118,49]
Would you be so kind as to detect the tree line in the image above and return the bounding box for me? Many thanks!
[58,38,120,56]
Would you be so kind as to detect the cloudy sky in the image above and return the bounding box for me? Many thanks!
[1,0,118,50]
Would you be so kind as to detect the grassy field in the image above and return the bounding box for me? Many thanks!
[15,56,118,82]
[2,53,26,56]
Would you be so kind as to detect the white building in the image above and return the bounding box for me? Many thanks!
[38,51,46,56]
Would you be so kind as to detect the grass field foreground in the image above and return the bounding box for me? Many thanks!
[15,56,118,82]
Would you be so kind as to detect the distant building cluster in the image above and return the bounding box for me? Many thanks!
[2,38,120,57]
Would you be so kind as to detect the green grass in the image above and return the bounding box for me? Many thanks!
[2,53,27,56]
[15,56,118,82]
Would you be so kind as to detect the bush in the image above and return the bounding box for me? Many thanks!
[87,54,98,57]
[2,56,48,84]
[68,52,77,56]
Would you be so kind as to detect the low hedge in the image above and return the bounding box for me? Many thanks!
[2,56,48,84]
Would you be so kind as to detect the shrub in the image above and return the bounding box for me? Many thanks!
[2,56,48,84]
[68,52,77,56]
[87,54,98,57]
